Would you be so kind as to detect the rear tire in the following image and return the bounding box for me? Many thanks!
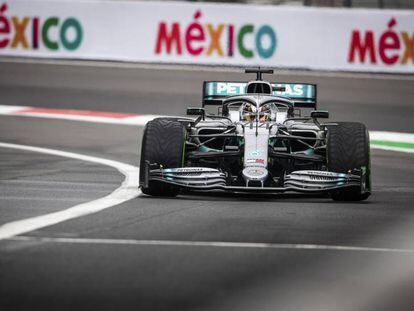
[326,122,371,201]
[139,118,186,197]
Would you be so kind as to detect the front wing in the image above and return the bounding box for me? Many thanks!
[144,167,367,194]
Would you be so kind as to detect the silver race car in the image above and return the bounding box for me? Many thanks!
[139,68,371,201]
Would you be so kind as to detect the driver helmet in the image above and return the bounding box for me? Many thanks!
[239,102,257,121]
[259,103,277,122]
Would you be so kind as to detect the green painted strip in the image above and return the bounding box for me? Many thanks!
[370,140,414,149]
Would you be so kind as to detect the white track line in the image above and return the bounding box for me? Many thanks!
[370,131,414,143]
[9,112,161,126]
[8,236,414,254]
[370,131,414,154]
[0,105,162,126]
[0,105,29,114]
[0,142,140,240]
[369,145,414,154]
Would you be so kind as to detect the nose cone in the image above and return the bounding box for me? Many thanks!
[242,166,268,187]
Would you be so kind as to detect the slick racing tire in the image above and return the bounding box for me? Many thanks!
[326,122,371,201]
[139,118,186,197]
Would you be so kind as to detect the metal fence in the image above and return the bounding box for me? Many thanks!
[41,0,414,9]
[303,0,414,8]
[189,0,414,9]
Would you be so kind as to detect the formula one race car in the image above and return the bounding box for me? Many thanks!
[139,68,371,201]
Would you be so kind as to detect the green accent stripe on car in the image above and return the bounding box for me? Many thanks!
[370,140,414,149]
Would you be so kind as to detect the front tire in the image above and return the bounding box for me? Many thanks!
[139,118,186,197]
[326,122,371,201]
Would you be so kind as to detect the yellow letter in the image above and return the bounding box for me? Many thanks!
[206,24,224,56]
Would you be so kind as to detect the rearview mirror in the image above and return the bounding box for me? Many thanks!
[187,107,205,117]
[310,110,329,119]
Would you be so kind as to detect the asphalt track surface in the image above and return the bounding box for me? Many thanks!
[1,60,414,311]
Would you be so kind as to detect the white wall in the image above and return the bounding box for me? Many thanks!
[0,0,413,73]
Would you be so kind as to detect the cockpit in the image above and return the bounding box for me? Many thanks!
[225,98,291,124]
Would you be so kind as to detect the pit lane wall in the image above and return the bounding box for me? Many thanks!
[1,0,414,73]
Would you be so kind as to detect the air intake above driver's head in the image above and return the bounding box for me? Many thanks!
[246,81,272,94]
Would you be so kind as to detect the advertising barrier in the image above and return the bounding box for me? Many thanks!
[0,0,413,73]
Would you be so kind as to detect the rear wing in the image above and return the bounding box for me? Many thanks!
[203,81,317,108]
